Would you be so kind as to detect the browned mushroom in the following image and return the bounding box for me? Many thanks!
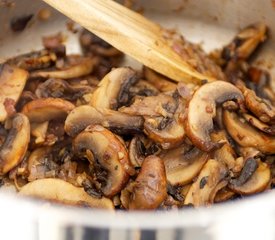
[0,64,29,122]
[221,23,267,62]
[121,155,167,210]
[238,83,275,124]
[229,160,270,195]
[73,125,134,197]
[214,187,236,203]
[129,80,159,97]
[224,110,275,154]
[19,178,114,209]
[184,159,228,207]
[31,56,96,79]
[27,147,57,181]
[0,113,30,174]
[185,81,244,152]
[35,78,95,101]
[160,146,209,186]
[242,113,275,135]
[21,98,75,123]
[211,130,238,171]
[119,94,177,118]
[144,97,186,149]
[80,29,122,58]
[90,67,138,110]
[129,135,160,167]
[64,105,144,137]
[6,49,57,71]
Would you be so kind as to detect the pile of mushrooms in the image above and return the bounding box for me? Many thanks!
[0,23,274,210]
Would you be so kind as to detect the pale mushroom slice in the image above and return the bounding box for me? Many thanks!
[160,146,209,186]
[0,113,30,174]
[221,23,267,61]
[121,156,167,210]
[242,113,275,135]
[229,160,271,195]
[64,105,144,137]
[0,64,29,122]
[224,110,275,154]
[31,56,96,79]
[21,98,75,123]
[73,125,134,197]
[185,81,244,152]
[184,159,228,207]
[90,67,138,110]
[19,178,114,209]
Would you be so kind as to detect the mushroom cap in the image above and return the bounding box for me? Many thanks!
[185,81,243,152]
[128,155,167,210]
[73,125,133,197]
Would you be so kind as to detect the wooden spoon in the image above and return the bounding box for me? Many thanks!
[43,0,217,84]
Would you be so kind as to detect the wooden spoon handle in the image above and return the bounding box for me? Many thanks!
[43,0,216,83]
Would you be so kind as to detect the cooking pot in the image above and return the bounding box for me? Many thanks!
[0,0,275,239]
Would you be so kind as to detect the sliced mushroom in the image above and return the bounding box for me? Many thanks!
[214,187,236,203]
[143,67,177,92]
[0,64,29,122]
[0,113,30,174]
[27,147,57,181]
[242,113,275,135]
[64,105,144,137]
[229,160,270,195]
[185,81,244,152]
[211,130,237,170]
[21,98,75,123]
[161,146,209,186]
[221,23,267,61]
[31,56,95,79]
[122,155,167,210]
[144,97,186,149]
[31,121,49,144]
[35,78,95,101]
[129,135,160,167]
[238,83,275,124]
[229,157,258,187]
[73,125,133,197]
[6,49,57,71]
[184,159,228,207]
[19,178,114,209]
[120,94,177,118]
[90,67,138,110]
[224,110,275,154]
